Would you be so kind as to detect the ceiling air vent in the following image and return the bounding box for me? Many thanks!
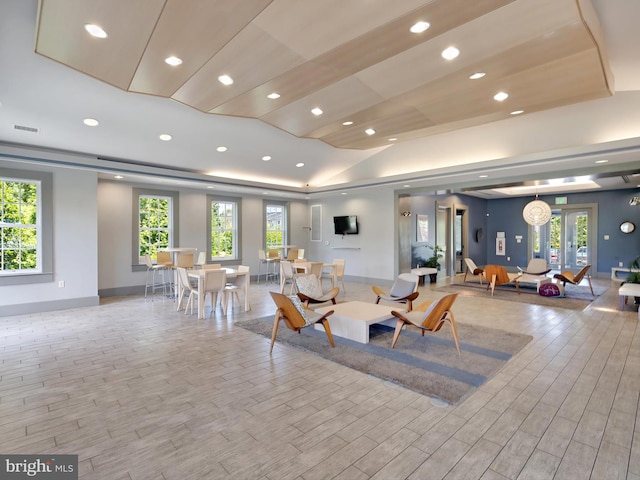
[14,124,39,133]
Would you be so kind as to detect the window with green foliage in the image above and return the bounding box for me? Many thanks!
[210,199,237,260]
[0,178,39,272]
[265,202,287,248]
[138,195,172,262]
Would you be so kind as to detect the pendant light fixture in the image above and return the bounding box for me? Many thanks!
[522,194,551,226]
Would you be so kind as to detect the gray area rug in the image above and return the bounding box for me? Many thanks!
[236,316,532,405]
[436,279,605,310]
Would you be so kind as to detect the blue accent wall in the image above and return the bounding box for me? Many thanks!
[486,188,639,274]
[404,188,639,277]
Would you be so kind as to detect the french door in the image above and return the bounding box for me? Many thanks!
[529,204,597,271]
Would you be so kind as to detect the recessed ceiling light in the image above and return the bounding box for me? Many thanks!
[410,21,430,33]
[262,156,271,161]
[267,93,280,99]
[341,192,347,195]
[469,72,485,80]
[159,134,172,141]
[114,175,123,180]
[510,110,524,115]
[595,159,609,164]
[479,174,489,178]
[403,184,411,188]
[296,163,304,167]
[84,24,107,38]
[218,75,233,85]
[83,118,99,126]
[365,128,376,135]
[311,107,323,116]
[263,192,269,195]
[164,56,182,66]
[388,138,397,142]
[342,121,354,126]
[216,146,227,152]
[441,46,460,60]
[493,91,509,101]
[207,186,215,189]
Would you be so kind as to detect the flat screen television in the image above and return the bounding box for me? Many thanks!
[333,215,358,235]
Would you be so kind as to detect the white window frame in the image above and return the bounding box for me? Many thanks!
[132,188,178,267]
[208,196,241,262]
[264,201,288,249]
[0,168,53,285]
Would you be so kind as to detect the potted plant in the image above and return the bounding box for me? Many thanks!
[422,244,443,282]
[625,255,640,304]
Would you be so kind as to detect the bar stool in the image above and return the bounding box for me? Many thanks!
[144,254,169,300]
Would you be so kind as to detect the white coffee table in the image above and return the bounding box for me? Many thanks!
[314,301,404,343]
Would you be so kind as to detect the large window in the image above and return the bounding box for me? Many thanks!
[208,197,240,261]
[265,202,287,248]
[1,177,39,272]
[133,188,178,265]
[0,168,52,285]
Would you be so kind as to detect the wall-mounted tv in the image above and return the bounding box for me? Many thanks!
[333,215,358,235]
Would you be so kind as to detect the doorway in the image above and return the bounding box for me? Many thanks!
[436,202,468,277]
[529,204,597,271]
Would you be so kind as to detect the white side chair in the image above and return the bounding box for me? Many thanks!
[176,267,197,313]
[333,258,346,291]
[279,260,299,294]
[224,265,250,311]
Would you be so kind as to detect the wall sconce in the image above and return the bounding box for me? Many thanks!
[630,196,639,206]
[400,211,412,217]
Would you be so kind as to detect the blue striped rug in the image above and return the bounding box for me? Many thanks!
[237,317,532,405]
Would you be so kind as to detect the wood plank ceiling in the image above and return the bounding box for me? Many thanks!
[35,0,613,150]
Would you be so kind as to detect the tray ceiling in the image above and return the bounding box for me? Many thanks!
[35,0,613,151]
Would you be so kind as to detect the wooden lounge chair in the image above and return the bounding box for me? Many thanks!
[372,273,420,311]
[269,291,335,353]
[553,265,594,296]
[389,294,460,355]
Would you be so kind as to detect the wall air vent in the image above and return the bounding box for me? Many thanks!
[14,124,39,133]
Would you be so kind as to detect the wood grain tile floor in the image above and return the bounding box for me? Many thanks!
[0,275,637,479]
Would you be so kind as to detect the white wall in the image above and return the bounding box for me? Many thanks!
[306,188,397,283]
[96,181,313,294]
[0,158,99,314]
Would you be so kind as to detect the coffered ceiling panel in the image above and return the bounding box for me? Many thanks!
[35,0,613,151]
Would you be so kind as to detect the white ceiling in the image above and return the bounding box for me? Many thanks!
[1,0,639,199]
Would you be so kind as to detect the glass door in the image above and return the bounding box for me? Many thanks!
[530,205,595,271]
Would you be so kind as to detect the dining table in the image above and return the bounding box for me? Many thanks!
[188,267,250,319]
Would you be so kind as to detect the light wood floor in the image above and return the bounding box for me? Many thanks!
[0,275,638,479]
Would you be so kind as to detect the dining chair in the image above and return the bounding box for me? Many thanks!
[194,251,207,268]
[297,248,305,260]
[224,265,250,311]
[286,248,299,261]
[176,267,197,313]
[199,269,227,316]
[269,291,335,354]
[389,294,461,355]
[333,259,346,291]
[309,262,324,279]
[279,260,299,294]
